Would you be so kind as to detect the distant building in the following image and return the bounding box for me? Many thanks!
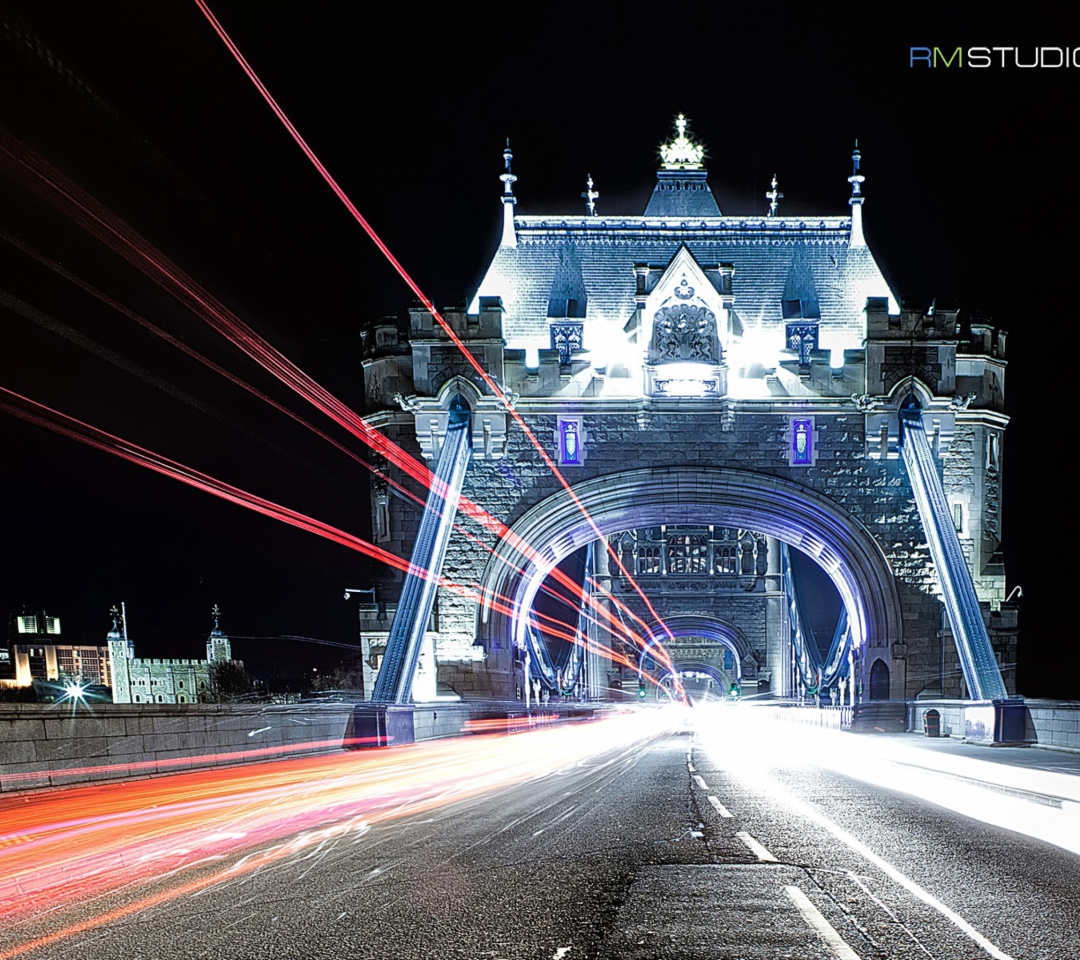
[1,611,114,689]
[108,604,235,704]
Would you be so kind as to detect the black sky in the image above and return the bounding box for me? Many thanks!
[0,3,1072,692]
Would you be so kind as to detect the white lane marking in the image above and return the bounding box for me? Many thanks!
[688,762,696,772]
[845,871,935,958]
[736,830,778,862]
[785,886,862,960]
[552,948,571,960]
[753,771,1016,960]
[693,774,709,790]
[707,795,733,818]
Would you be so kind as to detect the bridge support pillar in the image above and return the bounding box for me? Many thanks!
[348,704,415,749]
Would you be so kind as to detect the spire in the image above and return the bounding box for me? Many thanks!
[107,604,123,640]
[659,114,705,170]
[210,602,223,636]
[766,174,783,217]
[499,139,517,248]
[582,174,599,216]
[848,140,866,248]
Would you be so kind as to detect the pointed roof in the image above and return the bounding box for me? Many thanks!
[471,125,898,359]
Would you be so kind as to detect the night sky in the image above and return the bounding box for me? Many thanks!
[0,4,1072,693]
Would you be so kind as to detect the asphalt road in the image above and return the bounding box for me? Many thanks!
[4,710,1079,960]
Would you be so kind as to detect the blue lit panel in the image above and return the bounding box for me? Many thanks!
[792,418,813,465]
[558,417,583,466]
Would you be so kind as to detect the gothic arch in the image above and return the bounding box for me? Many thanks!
[638,616,753,682]
[435,376,482,410]
[654,662,732,699]
[477,466,902,663]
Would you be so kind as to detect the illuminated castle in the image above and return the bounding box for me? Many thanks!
[107,605,234,704]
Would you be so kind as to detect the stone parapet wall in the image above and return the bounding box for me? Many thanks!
[0,701,611,794]
[910,699,1080,751]
[0,702,354,793]
[1024,701,1080,751]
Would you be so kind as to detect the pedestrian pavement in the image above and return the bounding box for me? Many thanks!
[866,731,1080,805]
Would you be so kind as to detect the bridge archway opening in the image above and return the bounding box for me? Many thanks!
[638,617,749,683]
[478,467,901,685]
[655,665,732,704]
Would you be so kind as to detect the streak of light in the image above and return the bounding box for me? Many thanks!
[190,1,682,685]
[0,712,670,958]
[0,135,655,660]
[0,387,635,673]
[696,711,1069,960]
[696,709,1080,857]
[0,385,425,581]
[0,226,430,509]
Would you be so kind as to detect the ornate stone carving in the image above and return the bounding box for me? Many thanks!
[785,322,819,364]
[650,303,720,363]
[949,392,977,411]
[393,393,422,413]
[550,321,584,364]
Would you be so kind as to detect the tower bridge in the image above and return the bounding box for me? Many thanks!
[360,118,1016,713]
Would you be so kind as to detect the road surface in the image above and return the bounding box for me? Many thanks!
[2,707,1078,959]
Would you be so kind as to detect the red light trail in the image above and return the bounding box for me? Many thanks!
[0,385,655,678]
[191,0,681,659]
[0,227,430,513]
[0,128,663,670]
[0,714,667,959]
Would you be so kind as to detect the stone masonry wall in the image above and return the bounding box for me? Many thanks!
[378,406,952,700]
[0,702,354,793]
[373,397,1009,702]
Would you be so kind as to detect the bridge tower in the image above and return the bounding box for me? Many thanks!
[361,119,1015,705]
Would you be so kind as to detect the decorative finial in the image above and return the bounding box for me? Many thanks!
[848,140,864,200]
[660,114,705,170]
[212,603,222,631]
[766,174,783,217]
[501,139,517,197]
[582,174,599,216]
[110,604,120,631]
[499,139,518,248]
[847,140,866,248]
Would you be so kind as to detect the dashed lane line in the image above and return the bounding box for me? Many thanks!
[785,885,862,960]
[693,774,709,790]
[736,830,778,862]
[707,795,733,818]
[746,768,1016,960]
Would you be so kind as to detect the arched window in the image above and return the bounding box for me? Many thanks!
[869,659,890,700]
[637,545,661,575]
[717,546,736,574]
[668,533,708,574]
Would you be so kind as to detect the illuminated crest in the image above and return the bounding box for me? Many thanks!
[659,114,705,170]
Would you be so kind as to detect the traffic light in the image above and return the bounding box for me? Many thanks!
[637,676,647,699]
